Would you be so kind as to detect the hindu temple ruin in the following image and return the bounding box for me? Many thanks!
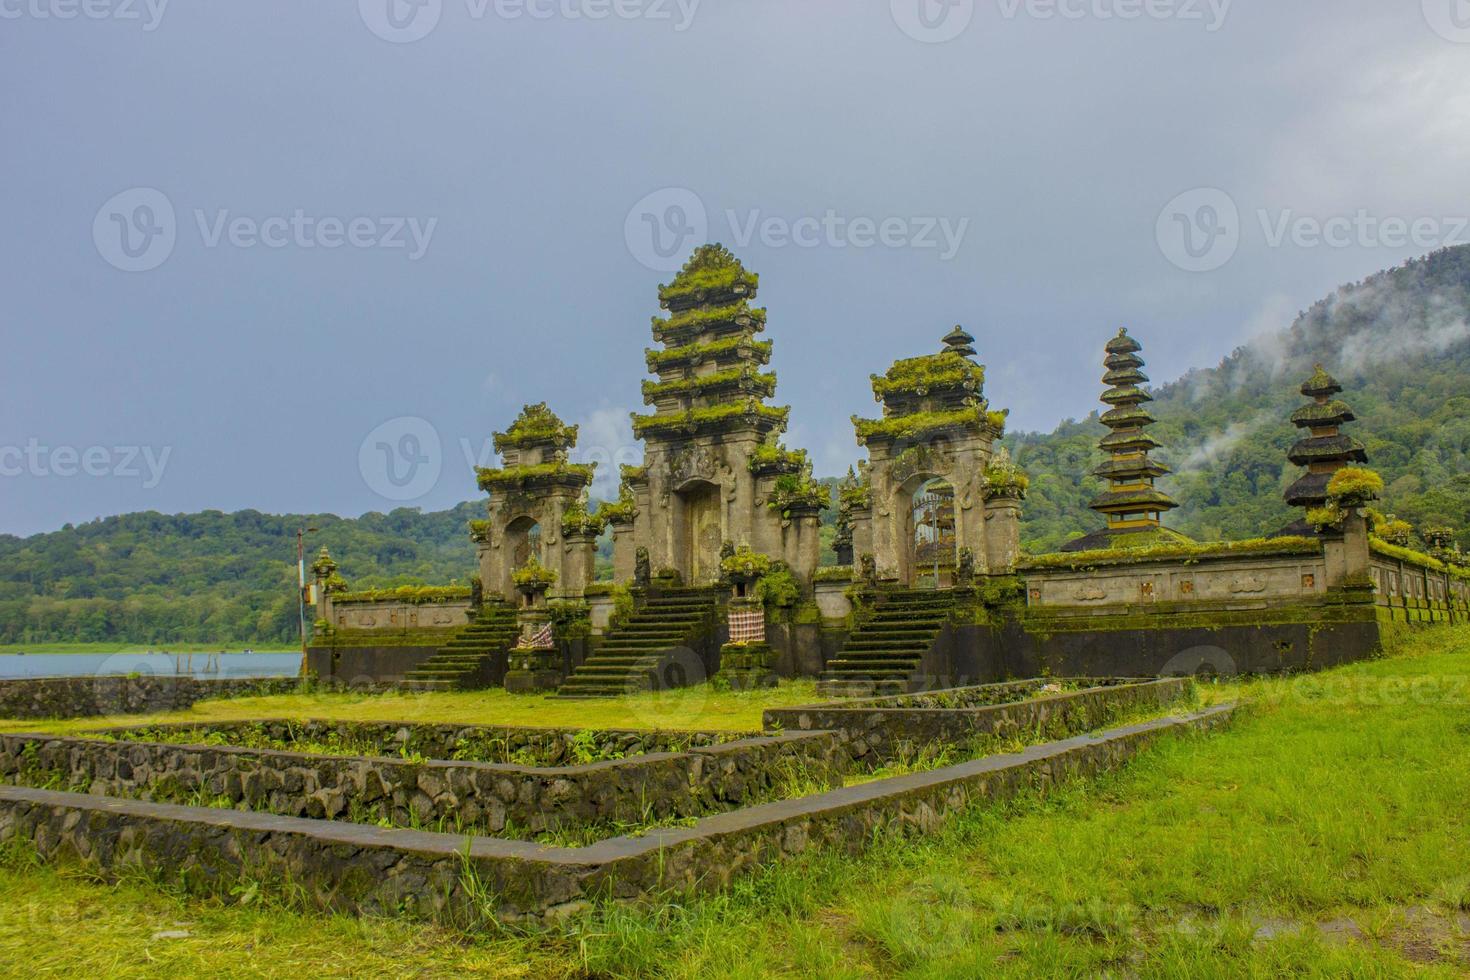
[307,244,1470,696]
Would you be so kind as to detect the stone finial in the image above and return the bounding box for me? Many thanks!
[942,325,977,357]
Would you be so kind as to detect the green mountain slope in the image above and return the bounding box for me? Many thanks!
[0,504,485,645]
[1008,246,1470,552]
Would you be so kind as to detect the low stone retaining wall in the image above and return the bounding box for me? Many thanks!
[0,726,846,838]
[0,676,302,721]
[94,719,742,766]
[763,677,1193,765]
[0,704,1233,922]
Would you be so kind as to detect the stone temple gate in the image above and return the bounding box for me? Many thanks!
[619,246,825,587]
[468,248,1029,596]
[846,327,1025,587]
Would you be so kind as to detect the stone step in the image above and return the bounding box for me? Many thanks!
[843,636,933,648]
[822,659,918,673]
[828,652,925,664]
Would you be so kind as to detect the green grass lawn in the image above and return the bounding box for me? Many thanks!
[2,630,1469,976]
[0,680,822,737]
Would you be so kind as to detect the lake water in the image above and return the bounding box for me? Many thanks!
[0,652,302,681]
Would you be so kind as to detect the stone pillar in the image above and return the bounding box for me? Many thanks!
[560,529,598,597]
[609,518,636,584]
[784,506,823,585]
[982,496,1022,574]
[869,463,902,582]
[1323,507,1371,587]
[848,506,873,574]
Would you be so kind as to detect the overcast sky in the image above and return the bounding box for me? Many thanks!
[3,0,1469,535]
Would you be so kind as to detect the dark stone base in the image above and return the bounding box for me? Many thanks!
[717,669,779,690]
[505,669,564,694]
[306,646,436,686]
[803,598,1387,688]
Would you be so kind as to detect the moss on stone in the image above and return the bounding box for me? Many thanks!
[645,335,773,372]
[632,401,789,439]
[651,303,766,344]
[656,243,758,306]
[333,585,473,605]
[852,406,1004,445]
[1021,535,1321,571]
[476,461,595,493]
[642,367,776,402]
[869,351,985,400]
[492,403,578,453]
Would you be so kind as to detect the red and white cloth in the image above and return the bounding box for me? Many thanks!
[526,621,554,649]
[728,607,766,644]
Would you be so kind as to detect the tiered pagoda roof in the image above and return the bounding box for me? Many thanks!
[852,326,1007,447]
[631,244,789,442]
[1283,365,1367,509]
[1062,328,1186,552]
[476,403,595,494]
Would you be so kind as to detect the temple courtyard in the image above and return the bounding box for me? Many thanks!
[1,626,1467,977]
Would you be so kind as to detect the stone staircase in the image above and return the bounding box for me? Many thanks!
[400,603,519,691]
[555,591,721,699]
[818,589,956,697]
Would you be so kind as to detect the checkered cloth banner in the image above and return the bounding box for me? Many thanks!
[728,607,765,644]
[529,621,554,649]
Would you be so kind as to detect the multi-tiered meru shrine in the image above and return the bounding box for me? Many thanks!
[309,243,1470,696]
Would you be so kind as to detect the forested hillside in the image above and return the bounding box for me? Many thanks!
[4,248,1468,645]
[0,505,484,645]
[1009,246,1470,552]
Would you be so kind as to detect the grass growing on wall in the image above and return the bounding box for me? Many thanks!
[1,628,1469,975]
[0,680,823,737]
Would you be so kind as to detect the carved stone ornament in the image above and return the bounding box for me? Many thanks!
[669,444,720,487]
[1072,586,1107,602]
[1230,576,1267,594]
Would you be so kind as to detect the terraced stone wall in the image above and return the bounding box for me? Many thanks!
[0,705,1233,922]
[764,677,1192,765]
[0,726,847,838]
